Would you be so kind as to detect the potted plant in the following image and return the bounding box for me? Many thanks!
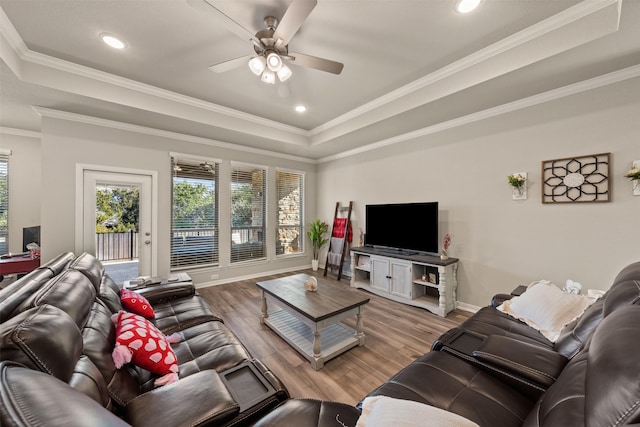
[307,220,329,271]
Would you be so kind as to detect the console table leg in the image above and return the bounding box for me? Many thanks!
[260,291,268,324]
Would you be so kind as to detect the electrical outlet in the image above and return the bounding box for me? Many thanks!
[210,274,219,280]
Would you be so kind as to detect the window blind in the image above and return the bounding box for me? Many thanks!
[231,164,266,263]
[276,170,304,256]
[0,152,8,255]
[170,157,219,269]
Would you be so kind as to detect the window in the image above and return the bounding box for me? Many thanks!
[231,164,266,263]
[0,151,8,255]
[171,157,219,269]
[276,170,304,256]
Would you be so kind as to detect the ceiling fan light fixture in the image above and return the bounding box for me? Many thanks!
[455,0,482,13]
[261,69,276,84]
[277,64,292,82]
[248,56,266,76]
[266,52,283,71]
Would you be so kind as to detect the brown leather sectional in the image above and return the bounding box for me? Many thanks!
[0,252,289,426]
[1,253,639,426]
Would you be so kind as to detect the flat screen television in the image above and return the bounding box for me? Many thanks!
[365,202,438,255]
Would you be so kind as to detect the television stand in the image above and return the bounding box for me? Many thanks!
[350,247,458,317]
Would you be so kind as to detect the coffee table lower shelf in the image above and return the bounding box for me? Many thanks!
[264,309,360,370]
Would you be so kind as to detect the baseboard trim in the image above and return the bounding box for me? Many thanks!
[195,265,314,289]
[456,302,481,313]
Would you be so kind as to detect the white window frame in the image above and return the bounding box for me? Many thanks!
[230,162,267,264]
[275,168,305,258]
[170,154,220,270]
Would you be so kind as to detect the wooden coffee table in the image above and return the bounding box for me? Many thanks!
[256,273,370,370]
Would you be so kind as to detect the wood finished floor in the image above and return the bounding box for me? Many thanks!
[197,269,472,406]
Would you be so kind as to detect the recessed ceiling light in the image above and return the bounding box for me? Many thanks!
[295,105,307,113]
[101,33,126,49]
[455,0,482,13]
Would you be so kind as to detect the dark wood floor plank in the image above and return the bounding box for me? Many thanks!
[197,269,471,405]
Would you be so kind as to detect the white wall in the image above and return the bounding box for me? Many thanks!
[317,77,640,308]
[0,132,41,254]
[38,118,317,284]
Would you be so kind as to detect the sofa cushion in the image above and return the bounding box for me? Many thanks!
[0,361,130,427]
[0,305,82,382]
[69,355,113,409]
[152,295,223,335]
[172,320,251,376]
[98,274,124,313]
[16,269,96,327]
[523,305,640,426]
[602,279,640,316]
[69,252,105,292]
[0,268,54,322]
[363,350,534,427]
[497,281,595,342]
[585,305,640,425]
[81,300,141,406]
[446,306,553,349]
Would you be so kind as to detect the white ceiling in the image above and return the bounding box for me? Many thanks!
[1,0,639,161]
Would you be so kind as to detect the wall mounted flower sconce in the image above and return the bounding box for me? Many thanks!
[626,160,640,196]
[507,172,527,200]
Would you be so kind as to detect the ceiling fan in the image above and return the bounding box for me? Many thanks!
[188,0,344,83]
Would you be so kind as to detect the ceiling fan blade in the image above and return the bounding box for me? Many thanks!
[287,52,344,75]
[188,0,262,47]
[208,55,252,73]
[273,0,317,49]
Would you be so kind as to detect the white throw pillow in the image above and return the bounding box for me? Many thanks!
[356,396,480,427]
[498,280,595,342]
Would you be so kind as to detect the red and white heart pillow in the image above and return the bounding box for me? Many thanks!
[120,288,155,319]
[111,311,180,386]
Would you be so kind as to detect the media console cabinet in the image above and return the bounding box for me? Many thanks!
[350,247,459,317]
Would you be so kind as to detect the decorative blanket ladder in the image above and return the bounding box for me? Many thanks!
[324,201,353,281]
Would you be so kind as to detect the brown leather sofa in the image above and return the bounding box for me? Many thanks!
[254,261,640,427]
[2,254,639,426]
[0,252,290,426]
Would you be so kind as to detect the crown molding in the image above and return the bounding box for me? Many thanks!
[319,64,640,164]
[310,0,622,144]
[0,5,309,144]
[0,126,41,139]
[32,107,317,164]
[20,49,308,138]
[0,7,27,58]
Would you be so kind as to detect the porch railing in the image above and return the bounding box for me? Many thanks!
[96,231,138,262]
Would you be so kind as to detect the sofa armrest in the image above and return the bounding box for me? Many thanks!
[491,293,514,307]
[472,335,568,388]
[125,370,239,427]
[134,282,195,304]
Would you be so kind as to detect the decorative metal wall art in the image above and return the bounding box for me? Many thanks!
[541,153,610,203]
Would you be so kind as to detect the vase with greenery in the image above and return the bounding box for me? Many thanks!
[307,220,329,270]
[507,173,527,198]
